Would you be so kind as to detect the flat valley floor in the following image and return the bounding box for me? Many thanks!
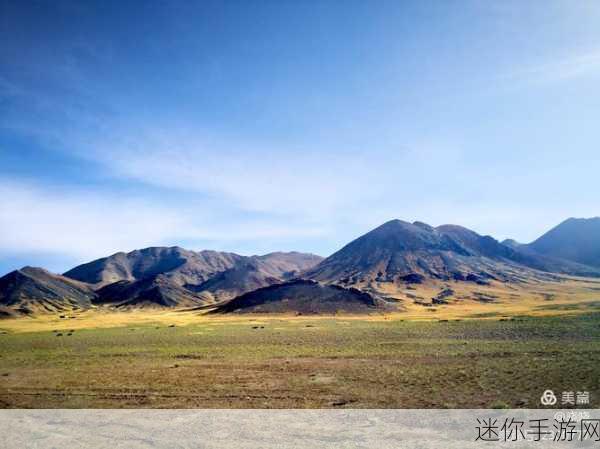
[1,308,600,408]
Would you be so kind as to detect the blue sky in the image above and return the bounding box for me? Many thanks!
[1,0,600,276]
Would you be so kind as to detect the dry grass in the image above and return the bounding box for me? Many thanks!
[2,275,599,334]
[1,311,600,408]
[374,275,600,320]
[1,277,599,408]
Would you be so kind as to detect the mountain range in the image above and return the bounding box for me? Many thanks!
[306,219,600,286]
[1,248,324,313]
[510,217,600,269]
[63,246,322,302]
[1,216,599,315]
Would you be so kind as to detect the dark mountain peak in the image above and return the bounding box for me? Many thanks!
[361,219,427,241]
[412,221,435,231]
[529,217,600,268]
[563,216,600,225]
[0,267,95,314]
[502,239,522,248]
[305,219,559,285]
[353,219,450,253]
[129,245,187,256]
[18,266,87,284]
[436,225,512,258]
[436,223,477,236]
[373,220,487,249]
[18,266,49,276]
[211,279,394,315]
[256,250,322,261]
[1,269,27,284]
[373,219,419,233]
[63,246,243,286]
[256,251,323,263]
[380,218,411,226]
[544,217,600,235]
[258,250,296,257]
[60,246,323,306]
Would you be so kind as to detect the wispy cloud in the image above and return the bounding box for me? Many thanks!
[0,180,185,260]
[0,180,328,265]
[6,113,408,221]
[505,49,600,85]
[2,0,599,271]
[95,129,406,218]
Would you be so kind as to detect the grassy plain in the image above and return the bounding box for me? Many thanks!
[1,305,600,408]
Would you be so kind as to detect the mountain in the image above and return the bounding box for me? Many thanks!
[503,239,600,277]
[0,267,95,315]
[211,279,394,314]
[192,252,323,300]
[528,218,600,268]
[306,220,515,285]
[304,219,599,286]
[191,260,281,300]
[4,217,600,316]
[64,247,321,290]
[255,251,324,277]
[95,274,215,308]
[63,247,323,304]
[64,247,244,287]
[501,239,522,249]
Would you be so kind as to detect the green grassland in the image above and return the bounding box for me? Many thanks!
[1,313,600,408]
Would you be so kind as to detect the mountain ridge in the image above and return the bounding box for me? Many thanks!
[304,219,600,286]
[95,274,215,308]
[527,217,600,268]
[2,216,600,315]
[0,266,95,315]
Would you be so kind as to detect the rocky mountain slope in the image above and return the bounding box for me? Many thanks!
[527,217,600,268]
[63,247,323,302]
[211,279,394,314]
[3,217,600,315]
[304,219,599,287]
[190,251,323,300]
[96,274,215,308]
[0,248,322,314]
[63,247,244,287]
[0,267,95,315]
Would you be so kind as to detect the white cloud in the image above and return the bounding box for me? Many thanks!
[0,181,186,260]
[37,123,408,221]
[504,49,600,85]
[0,180,328,263]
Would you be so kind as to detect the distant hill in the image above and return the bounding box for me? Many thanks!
[528,218,600,268]
[192,252,323,300]
[256,252,324,277]
[58,247,324,308]
[191,260,281,300]
[64,247,322,299]
[0,267,95,315]
[305,220,517,284]
[211,279,394,314]
[3,217,600,316]
[63,247,244,287]
[304,219,599,286]
[0,248,322,315]
[501,239,522,249]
